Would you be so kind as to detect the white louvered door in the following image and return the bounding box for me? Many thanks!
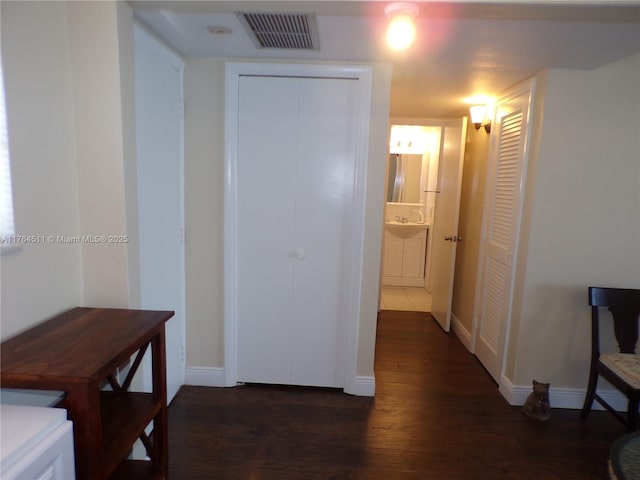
[474,84,533,382]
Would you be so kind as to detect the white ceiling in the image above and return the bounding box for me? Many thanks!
[131,1,640,118]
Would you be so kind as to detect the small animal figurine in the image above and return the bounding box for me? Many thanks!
[523,380,550,421]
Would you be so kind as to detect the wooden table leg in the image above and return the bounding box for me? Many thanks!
[65,382,103,480]
[151,330,168,479]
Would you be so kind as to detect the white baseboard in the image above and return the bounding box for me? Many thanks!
[185,366,225,387]
[184,366,625,410]
[450,313,473,352]
[347,375,376,397]
[184,368,376,397]
[499,375,628,411]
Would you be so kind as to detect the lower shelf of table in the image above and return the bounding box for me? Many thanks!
[100,391,164,477]
[109,459,165,480]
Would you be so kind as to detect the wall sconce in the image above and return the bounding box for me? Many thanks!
[385,3,419,51]
[469,105,491,133]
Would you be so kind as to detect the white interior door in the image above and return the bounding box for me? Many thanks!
[235,74,358,388]
[236,76,297,385]
[474,83,533,382]
[134,25,185,403]
[290,78,354,386]
[430,119,467,331]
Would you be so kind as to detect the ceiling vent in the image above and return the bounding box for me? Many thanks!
[237,12,320,50]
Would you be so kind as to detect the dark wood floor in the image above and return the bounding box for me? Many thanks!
[168,311,623,479]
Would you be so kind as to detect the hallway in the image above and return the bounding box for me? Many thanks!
[168,311,621,479]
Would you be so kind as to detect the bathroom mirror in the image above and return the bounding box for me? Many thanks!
[387,153,423,203]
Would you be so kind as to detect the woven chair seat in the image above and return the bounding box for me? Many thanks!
[601,354,640,390]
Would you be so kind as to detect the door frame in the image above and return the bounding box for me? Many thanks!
[378,117,465,324]
[223,62,373,394]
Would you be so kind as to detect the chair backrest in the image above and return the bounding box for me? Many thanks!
[589,287,640,354]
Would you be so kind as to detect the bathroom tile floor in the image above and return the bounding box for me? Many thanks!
[380,286,432,312]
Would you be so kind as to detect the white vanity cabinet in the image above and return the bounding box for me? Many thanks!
[0,405,75,480]
[382,225,428,287]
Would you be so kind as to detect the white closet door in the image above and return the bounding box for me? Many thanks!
[291,78,356,387]
[474,85,533,382]
[236,76,298,384]
[236,75,357,388]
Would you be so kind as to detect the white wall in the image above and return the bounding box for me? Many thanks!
[506,53,640,389]
[183,58,226,368]
[182,58,391,379]
[1,1,83,339]
[119,3,141,310]
[67,1,137,308]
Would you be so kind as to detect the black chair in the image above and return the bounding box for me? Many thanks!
[581,287,640,432]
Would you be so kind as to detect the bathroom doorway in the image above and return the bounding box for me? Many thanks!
[379,117,467,324]
[379,121,442,312]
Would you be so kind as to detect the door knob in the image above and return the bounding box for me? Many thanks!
[454,236,463,242]
[294,249,306,260]
[444,235,452,241]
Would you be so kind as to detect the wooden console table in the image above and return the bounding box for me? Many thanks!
[0,307,174,480]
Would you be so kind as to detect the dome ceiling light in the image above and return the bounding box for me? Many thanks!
[385,2,419,52]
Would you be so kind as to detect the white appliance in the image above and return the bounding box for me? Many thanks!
[1,405,75,480]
